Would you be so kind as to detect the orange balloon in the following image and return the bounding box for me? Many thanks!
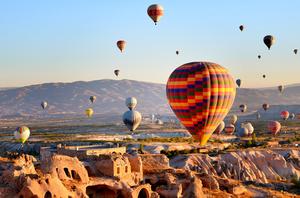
[117,40,126,52]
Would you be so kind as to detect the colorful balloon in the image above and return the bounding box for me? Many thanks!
[268,121,281,136]
[90,96,96,103]
[297,113,300,120]
[258,55,261,59]
[176,50,179,55]
[225,124,235,135]
[239,104,247,113]
[114,69,120,77]
[263,35,275,50]
[238,127,249,137]
[41,101,48,109]
[117,40,126,52]
[14,126,30,144]
[123,110,142,131]
[125,97,137,110]
[262,103,270,111]
[214,121,225,135]
[236,79,241,87]
[280,110,289,120]
[166,62,236,146]
[85,108,94,118]
[147,4,164,25]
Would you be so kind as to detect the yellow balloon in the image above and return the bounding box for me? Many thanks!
[85,108,94,118]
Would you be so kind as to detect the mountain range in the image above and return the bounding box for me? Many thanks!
[0,79,299,119]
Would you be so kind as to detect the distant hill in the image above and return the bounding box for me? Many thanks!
[0,79,299,119]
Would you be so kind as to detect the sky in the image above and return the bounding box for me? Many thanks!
[0,1,300,88]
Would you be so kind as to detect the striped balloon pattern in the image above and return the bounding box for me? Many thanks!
[166,62,236,146]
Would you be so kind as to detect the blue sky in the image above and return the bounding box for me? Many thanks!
[0,1,299,88]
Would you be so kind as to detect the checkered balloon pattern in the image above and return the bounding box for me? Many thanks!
[166,62,236,145]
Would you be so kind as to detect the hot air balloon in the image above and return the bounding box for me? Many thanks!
[262,103,270,111]
[263,35,275,50]
[242,122,254,136]
[14,126,30,144]
[85,108,94,118]
[268,121,281,136]
[236,79,241,87]
[114,69,120,77]
[263,74,266,78]
[166,61,236,146]
[280,111,289,120]
[123,110,142,131]
[90,96,96,103]
[125,97,137,110]
[256,112,261,120]
[294,49,298,54]
[278,85,284,93]
[229,114,238,125]
[156,119,164,125]
[147,4,164,25]
[258,55,261,59]
[214,121,225,135]
[117,40,126,52]
[41,101,48,109]
[239,104,247,113]
[238,127,249,137]
[225,124,235,135]
[290,113,295,120]
[297,113,300,120]
[176,50,179,55]
[239,25,244,31]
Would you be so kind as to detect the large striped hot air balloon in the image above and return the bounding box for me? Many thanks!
[166,61,236,146]
[14,126,30,144]
[280,111,289,120]
[147,4,164,25]
[268,121,281,136]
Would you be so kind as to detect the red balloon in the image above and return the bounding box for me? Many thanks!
[268,121,281,136]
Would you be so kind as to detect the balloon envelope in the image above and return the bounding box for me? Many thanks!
[290,113,295,120]
[41,101,48,109]
[236,79,241,87]
[123,110,142,131]
[114,70,120,77]
[166,61,236,146]
[147,4,164,25]
[262,103,270,111]
[280,111,289,120]
[268,121,281,136]
[242,122,254,135]
[85,108,94,118]
[125,97,137,110]
[225,124,235,135]
[239,104,247,113]
[278,85,284,93]
[239,25,244,31]
[294,49,298,54]
[258,55,261,59]
[229,115,238,125]
[90,96,96,103]
[117,40,126,52]
[263,35,275,50]
[14,126,30,143]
